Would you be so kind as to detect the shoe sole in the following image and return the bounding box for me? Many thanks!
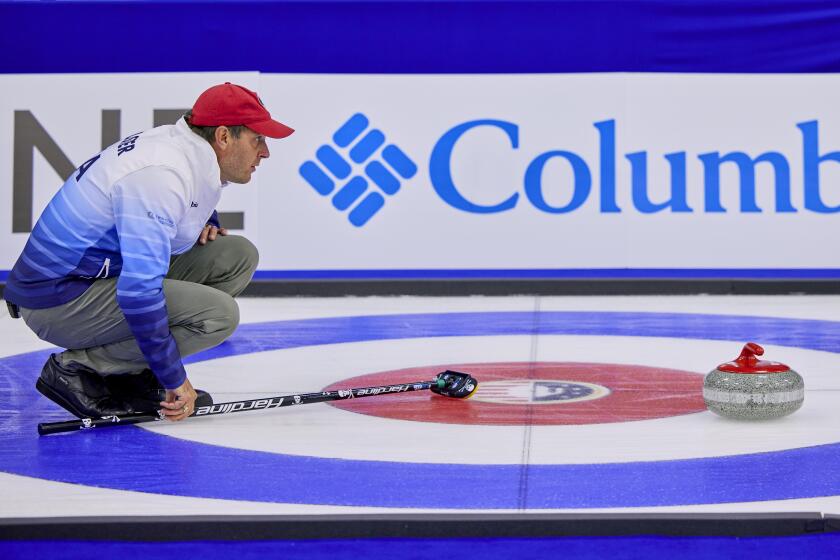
[36,378,86,418]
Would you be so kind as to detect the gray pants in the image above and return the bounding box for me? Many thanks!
[21,235,259,375]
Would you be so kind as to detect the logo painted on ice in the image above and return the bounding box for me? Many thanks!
[469,379,609,405]
[299,113,418,227]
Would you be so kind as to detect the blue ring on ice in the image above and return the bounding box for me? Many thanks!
[1,311,840,509]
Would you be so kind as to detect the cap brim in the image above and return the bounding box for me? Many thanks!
[248,119,295,139]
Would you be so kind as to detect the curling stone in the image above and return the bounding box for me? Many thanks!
[703,342,804,420]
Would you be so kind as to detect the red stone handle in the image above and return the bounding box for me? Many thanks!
[737,342,764,362]
[718,342,789,374]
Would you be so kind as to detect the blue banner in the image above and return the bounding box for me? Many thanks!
[2,1,840,73]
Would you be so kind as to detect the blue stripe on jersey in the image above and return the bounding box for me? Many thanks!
[27,229,80,271]
[111,169,188,389]
[4,178,120,307]
[121,299,167,315]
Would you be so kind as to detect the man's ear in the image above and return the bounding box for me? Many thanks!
[214,126,231,149]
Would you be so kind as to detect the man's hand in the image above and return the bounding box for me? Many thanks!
[160,377,198,421]
[197,224,228,245]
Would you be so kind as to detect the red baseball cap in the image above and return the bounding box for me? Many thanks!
[189,82,295,139]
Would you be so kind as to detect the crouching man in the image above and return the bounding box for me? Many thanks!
[4,82,294,421]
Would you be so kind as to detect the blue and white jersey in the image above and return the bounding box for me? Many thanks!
[5,118,224,388]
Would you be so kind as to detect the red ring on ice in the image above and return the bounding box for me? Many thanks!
[325,362,706,425]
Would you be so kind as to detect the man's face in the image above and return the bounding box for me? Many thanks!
[216,127,270,184]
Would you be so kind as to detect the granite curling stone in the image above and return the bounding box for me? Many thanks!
[703,342,804,420]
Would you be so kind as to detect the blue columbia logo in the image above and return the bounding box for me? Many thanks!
[299,113,418,227]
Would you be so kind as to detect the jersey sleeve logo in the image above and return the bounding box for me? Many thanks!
[147,211,175,228]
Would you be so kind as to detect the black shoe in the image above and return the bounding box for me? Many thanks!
[105,369,213,413]
[36,354,134,418]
